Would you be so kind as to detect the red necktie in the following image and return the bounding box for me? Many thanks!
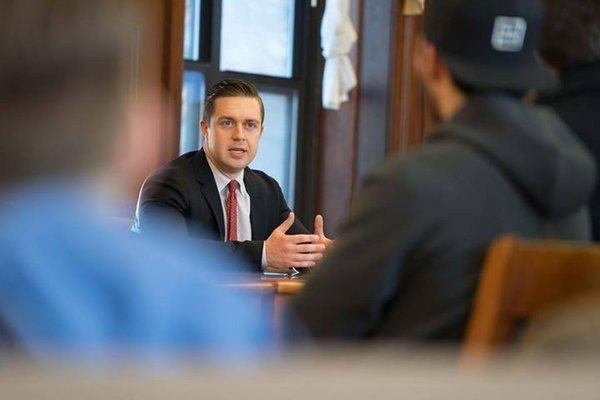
[226,180,239,241]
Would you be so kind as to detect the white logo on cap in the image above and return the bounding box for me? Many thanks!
[491,16,527,52]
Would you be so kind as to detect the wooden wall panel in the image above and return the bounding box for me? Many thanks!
[161,0,185,165]
[303,0,430,235]
[389,16,427,154]
[123,0,184,204]
[353,0,400,185]
[315,0,362,236]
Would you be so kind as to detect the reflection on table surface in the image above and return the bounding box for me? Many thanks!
[218,270,308,294]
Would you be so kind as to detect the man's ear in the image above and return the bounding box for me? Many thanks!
[416,37,449,84]
[414,36,437,81]
[425,42,446,82]
[200,120,209,138]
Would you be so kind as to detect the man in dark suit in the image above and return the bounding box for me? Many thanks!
[135,79,331,270]
[538,0,600,240]
[286,0,595,342]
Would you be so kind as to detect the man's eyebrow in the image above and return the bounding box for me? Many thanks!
[215,116,260,124]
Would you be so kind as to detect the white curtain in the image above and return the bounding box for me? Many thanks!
[403,0,425,15]
[320,0,357,110]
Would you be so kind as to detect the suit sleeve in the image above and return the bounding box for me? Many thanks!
[137,171,261,271]
[273,178,309,235]
[136,171,191,235]
[231,240,264,268]
[285,165,429,339]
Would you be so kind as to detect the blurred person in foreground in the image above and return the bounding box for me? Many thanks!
[134,79,332,272]
[538,0,600,241]
[0,0,268,361]
[286,0,596,342]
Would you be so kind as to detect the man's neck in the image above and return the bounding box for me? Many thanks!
[437,85,467,121]
[203,149,243,182]
[203,149,232,179]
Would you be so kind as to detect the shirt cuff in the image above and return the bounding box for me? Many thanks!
[261,241,269,269]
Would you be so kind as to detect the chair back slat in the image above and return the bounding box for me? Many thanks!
[463,235,600,361]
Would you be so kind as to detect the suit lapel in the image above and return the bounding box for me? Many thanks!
[192,149,225,239]
[245,169,267,240]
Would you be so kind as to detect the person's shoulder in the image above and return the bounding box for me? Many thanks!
[369,141,464,181]
[363,141,476,206]
[247,166,273,180]
[245,166,281,189]
[146,151,197,184]
[155,151,197,173]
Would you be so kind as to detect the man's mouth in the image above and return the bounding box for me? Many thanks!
[228,147,247,155]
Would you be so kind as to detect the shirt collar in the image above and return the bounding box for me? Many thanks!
[205,156,248,197]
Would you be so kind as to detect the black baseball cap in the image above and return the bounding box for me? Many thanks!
[424,0,557,91]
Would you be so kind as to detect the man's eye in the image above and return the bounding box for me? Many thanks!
[220,120,234,127]
[245,122,258,129]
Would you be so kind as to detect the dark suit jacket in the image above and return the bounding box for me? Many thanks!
[540,61,600,240]
[135,149,308,269]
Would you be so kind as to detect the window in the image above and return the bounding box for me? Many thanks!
[181,0,321,213]
[219,0,295,77]
[251,88,298,200]
[180,71,205,154]
[183,0,201,61]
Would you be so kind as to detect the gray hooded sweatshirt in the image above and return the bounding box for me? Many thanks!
[289,93,596,341]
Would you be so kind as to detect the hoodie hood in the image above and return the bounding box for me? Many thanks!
[432,93,596,217]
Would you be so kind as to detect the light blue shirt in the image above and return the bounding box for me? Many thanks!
[0,181,271,362]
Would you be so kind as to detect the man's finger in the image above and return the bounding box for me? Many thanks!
[292,252,323,262]
[277,212,295,233]
[289,234,320,244]
[314,214,324,237]
[296,243,326,253]
[293,261,316,268]
[268,264,291,271]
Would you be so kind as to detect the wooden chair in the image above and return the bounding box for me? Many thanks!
[462,235,600,362]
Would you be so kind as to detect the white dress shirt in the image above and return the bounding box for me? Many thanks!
[205,158,268,268]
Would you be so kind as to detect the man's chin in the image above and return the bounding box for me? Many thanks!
[224,160,249,174]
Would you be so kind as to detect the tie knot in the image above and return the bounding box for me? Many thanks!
[228,180,239,192]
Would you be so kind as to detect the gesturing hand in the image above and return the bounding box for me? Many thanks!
[265,212,326,270]
[314,214,334,251]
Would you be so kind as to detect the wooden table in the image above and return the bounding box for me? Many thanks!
[221,273,306,293]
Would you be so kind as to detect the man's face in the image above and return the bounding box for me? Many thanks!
[201,96,263,175]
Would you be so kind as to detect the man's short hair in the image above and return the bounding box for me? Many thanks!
[202,79,265,125]
[0,0,131,185]
[540,0,600,70]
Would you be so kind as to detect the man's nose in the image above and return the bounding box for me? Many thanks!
[232,123,245,140]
